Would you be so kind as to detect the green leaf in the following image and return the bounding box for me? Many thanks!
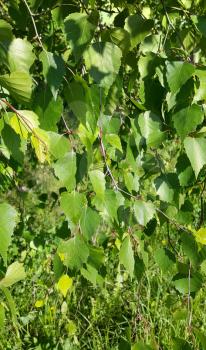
[105,134,122,152]
[125,14,153,49]
[176,153,195,186]
[134,201,155,226]
[80,207,100,240]
[154,248,175,273]
[104,75,123,115]
[53,253,64,282]
[58,235,89,270]
[119,235,134,278]
[64,79,99,132]
[0,262,26,287]
[64,12,96,61]
[140,34,161,54]
[0,71,32,103]
[60,191,87,225]
[104,190,124,222]
[181,232,199,265]
[195,330,206,349]
[53,152,76,191]
[1,123,26,163]
[173,338,193,350]
[0,304,5,330]
[132,342,153,350]
[89,169,105,200]
[40,51,65,99]
[0,203,18,265]
[34,86,63,131]
[88,246,105,268]
[0,19,13,42]
[81,264,103,287]
[184,137,206,178]
[102,28,131,53]
[138,111,165,147]
[8,38,35,72]
[191,15,206,38]
[154,173,179,204]
[194,68,206,102]
[84,42,122,90]
[173,275,202,294]
[124,172,139,193]
[173,104,204,139]
[138,52,160,80]
[47,132,69,160]
[166,61,195,93]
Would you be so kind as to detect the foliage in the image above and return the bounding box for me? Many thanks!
[1,0,206,348]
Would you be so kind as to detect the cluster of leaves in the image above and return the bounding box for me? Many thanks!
[1,0,206,347]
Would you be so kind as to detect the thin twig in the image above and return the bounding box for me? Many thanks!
[21,0,46,52]
[167,221,178,254]
[99,129,118,190]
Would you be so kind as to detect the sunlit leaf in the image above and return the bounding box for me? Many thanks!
[0,203,18,265]
[56,274,73,297]
[0,262,26,287]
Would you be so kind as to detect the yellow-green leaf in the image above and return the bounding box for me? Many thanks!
[56,275,73,297]
[195,228,206,245]
[31,128,50,163]
[35,300,44,308]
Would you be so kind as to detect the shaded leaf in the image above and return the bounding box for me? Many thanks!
[173,104,204,139]
[64,12,96,60]
[84,42,122,90]
[119,235,134,278]
[166,61,195,93]
[154,173,179,204]
[125,14,153,48]
[138,111,165,147]
[40,51,65,99]
[0,19,13,42]
[34,86,63,131]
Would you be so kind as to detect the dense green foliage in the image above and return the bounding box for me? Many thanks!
[1,0,206,348]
